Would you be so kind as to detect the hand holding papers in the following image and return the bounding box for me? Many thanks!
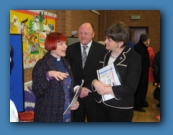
[97,63,121,101]
[63,80,84,115]
[79,87,92,98]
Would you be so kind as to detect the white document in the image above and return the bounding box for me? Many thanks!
[63,80,84,115]
[97,63,121,101]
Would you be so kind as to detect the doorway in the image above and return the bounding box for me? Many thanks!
[129,27,148,45]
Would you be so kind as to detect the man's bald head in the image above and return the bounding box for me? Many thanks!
[78,22,95,45]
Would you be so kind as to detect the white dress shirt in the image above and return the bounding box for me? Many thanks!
[108,54,117,65]
[80,40,92,55]
[73,41,93,92]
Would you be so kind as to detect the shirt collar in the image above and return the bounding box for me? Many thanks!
[110,54,117,59]
[80,40,92,49]
[50,54,61,61]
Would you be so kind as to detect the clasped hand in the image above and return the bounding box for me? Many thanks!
[79,87,91,98]
[154,83,160,88]
[92,80,113,95]
[74,87,91,98]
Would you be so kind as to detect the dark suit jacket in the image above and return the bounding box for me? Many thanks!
[65,41,108,94]
[152,51,160,84]
[97,46,142,108]
[134,41,150,84]
[32,53,74,122]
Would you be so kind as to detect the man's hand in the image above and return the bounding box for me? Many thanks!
[70,101,79,110]
[79,87,91,98]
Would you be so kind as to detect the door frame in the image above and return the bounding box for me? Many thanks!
[129,26,149,45]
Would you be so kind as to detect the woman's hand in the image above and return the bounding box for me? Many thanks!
[154,83,160,88]
[92,79,111,95]
[154,83,158,87]
[157,84,160,88]
[48,71,69,81]
[70,101,79,110]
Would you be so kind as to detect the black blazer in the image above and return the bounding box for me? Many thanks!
[134,41,150,83]
[152,51,160,84]
[65,41,108,91]
[96,46,142,109]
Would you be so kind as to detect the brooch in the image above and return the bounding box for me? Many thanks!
[120,57,123,60]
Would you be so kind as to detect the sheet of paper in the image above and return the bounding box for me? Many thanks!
[63,80,84,115]
[97,63,121,101]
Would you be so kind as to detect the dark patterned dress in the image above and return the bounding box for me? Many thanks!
[50,56,71,122]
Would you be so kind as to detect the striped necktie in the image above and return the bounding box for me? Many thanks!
[82,46,88,68]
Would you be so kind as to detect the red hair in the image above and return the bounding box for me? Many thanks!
[45,32,67,51]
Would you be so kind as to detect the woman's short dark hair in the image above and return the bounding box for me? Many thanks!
[45,32,67,51]
[105,22,129,47]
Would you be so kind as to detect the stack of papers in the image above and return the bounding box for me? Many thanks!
[63,80,84,115]
[97,63,121,101]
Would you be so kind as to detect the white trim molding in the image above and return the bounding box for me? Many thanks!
[91,10,100,15]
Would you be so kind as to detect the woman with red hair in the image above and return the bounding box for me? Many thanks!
[32,32,79,122]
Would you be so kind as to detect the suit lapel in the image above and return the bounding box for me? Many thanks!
[105,51,111,66]
[75,43,83,69]
[114,46,130,66]
[104,46,130,66]
[114,53,125,65]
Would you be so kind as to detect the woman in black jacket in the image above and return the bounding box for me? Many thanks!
[92,22,142,122]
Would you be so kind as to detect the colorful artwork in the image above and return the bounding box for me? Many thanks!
[39,32,47,48]
[10,10,56,69]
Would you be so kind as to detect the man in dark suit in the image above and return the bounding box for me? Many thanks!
[65,22,108,122]
[134,33,150,112]
[152,51,160,107]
